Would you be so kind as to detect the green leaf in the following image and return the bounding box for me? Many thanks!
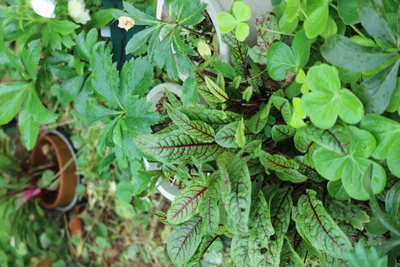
[284,0,300,22]
[235,22,250,42]
[120,57,154,96]
[125,25,161,54]
[167,215,203,265]
[18,101,39,150]
[87,9,115,28]
[301,64,363,129]
[99,152,116,174]
[235,118,246,148]
[360,114,400,160]
[199,76,229,103]
[49,20,79,35]
[215,121,266,148]
[271,125,296,142]
[90,44,121,106]
[179,105,241,124]
[303,0,329,38]
[260,151,298,174]
[167,185,208,224]
[231,235,251,266]
[346,239,388,267]
[217,12,237,33]
[116,180,133,202]
[117,2,161,25]
[59,75,85,105]
[294,190,352,259]
[249,191,274,247]
[233,1,252,21]
[222,155,251,234]
[292,29,311,69]
[271,95,293,125]
[199,178,220,235]
[267,42,296,80]
[357,0,397,46]
[313,126,386,200]
[355,60,400,114]
[134,130,224,164]
[165,103,215,143]
[321,35,398,71]
[248,13,280,65]
[21,40,41,78]
[0,82,26,125]
[337,0,360,25]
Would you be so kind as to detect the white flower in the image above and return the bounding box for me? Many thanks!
[31,0,56,18]
[68,0,91,24]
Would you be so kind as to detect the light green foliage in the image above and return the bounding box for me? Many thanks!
[346,239,388,267]
[301,64,364,129]
[217,1,252,41]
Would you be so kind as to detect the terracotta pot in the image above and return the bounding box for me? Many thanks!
[30,131,78,210]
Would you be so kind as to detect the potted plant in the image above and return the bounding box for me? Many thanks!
[0,130,79,211]
[130,0,400,265]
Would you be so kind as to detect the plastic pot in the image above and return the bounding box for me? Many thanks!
[30,131,79,211]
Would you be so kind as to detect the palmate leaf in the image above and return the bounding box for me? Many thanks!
[165,103,215,143]
[313,126,386,200]
[215,121,267,148]
[167,185,208,224]
[345,239,388,267]
[231,235,251,267]
[133,129,225,164]
[167,215,204,265]
[293,189,352,259]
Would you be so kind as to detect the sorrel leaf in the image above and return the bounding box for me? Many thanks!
[167,185,208,225]
[293,190,352,259]
[167,215,204,265]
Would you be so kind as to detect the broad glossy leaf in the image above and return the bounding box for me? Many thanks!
[357,0,397,46]
[133,130,225,164]
[294,190,352,259]
[168,185,208,224]
[355,61,400,114]
[284,0,300,22]
[321,35,398,71]
[292,29,310,69]
[167,215,203,265]
[0,82,26,125]
[267,42,296,80]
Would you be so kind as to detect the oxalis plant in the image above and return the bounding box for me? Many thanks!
[127,0,400,265]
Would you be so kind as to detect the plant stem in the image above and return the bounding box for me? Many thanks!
[350,25,366,38]
[172,22,203,36]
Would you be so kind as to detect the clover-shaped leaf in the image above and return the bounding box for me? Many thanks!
[301,64,364,129]
[313,126,386,200]
[217,0,252,42]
